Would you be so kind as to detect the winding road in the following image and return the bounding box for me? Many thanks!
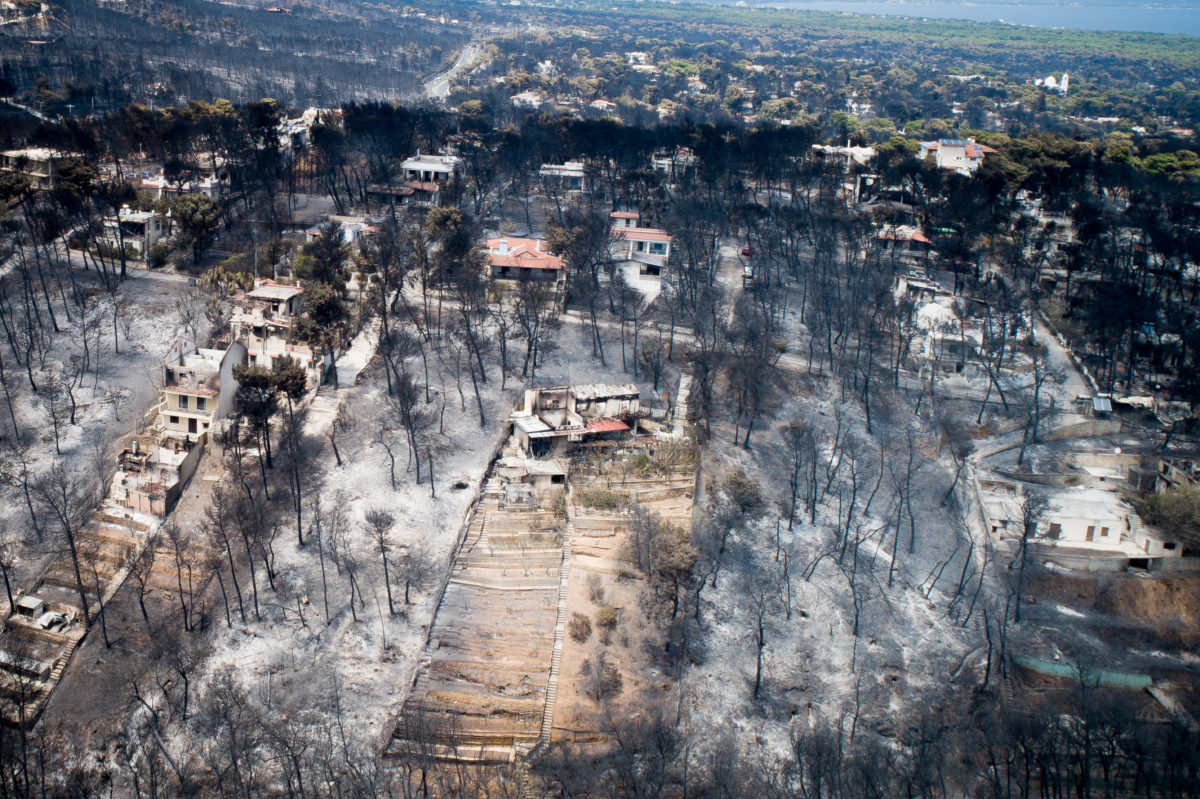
[423,43,480,100]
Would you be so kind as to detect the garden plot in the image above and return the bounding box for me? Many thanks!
[552,454,696,745]
[388,494,567,762]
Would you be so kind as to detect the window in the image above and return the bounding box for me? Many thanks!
[1100,527,1109,538]
[1164,542,1177,551]
[178,395,188,410]
[169,415,179,424]
[1047,523,1062,539]
[1085,525,1095,542]
[196,397,207,411]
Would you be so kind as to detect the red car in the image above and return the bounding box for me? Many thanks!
[741,244,753,256]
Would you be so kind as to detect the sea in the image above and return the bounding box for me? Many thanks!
[767,0,1200,36]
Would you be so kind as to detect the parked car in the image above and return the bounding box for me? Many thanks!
[741,244,753,256]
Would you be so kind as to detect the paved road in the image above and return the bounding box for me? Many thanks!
[423,44,480,99]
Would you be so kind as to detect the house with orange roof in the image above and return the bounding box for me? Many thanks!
[608,210,673,275]
[484,237,565,286]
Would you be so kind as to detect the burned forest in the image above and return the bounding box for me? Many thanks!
[0,0,1198,796]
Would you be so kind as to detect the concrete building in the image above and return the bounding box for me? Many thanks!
[226,279,320,384]
[110,431,204,516]
[538,160,587,193]
[0,148,77,190]
[401,153,460,184]
[609,211,673,274]
[100,206,165,259]
[158,338,247,441]
[509,384,641,456]
[139,173,223,200]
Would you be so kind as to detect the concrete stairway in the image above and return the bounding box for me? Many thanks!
[535,490,575,751]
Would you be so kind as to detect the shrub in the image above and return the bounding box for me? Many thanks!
[580,647,623,702]
[568,612,592,643]
[587,573,605,603]
[595,606,618,643]
[147,244,169,268]
[580,489,622,510]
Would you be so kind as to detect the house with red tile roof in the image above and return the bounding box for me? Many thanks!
[484,237,565,285]
[920,138,997,176]
[608,211,673,274]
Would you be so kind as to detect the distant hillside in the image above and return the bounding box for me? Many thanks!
[0,0,475,113]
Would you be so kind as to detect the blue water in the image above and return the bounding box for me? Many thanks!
[768,0,1200,35]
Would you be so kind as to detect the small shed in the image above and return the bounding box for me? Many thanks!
[15,595,44,619]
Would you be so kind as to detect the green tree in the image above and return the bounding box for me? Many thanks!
[172,194,222,264]
[274,356,309,547]
[294,220,348,289]
[299,282,348,389]
[234,364,279,496]
[1142,484,1200,549]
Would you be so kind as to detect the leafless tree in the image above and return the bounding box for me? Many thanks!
[125,532,159,628]
[32,462,100,624]
[1012,490,1047,624]
[394,540,432,607]
[364,508,396,616]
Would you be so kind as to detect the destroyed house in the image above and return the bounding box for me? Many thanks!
[366,181,440,209]
[509,384,640,455]
[159,339,247,440]
[227,279,320,384]
[876,225,932,264]
[401,153,459,184]
[110,432,203,516]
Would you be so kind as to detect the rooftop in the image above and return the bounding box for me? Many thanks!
[402,153,459,169]
[610,226,672,242]
[878,225,931,244]
[568,383,639,401]
[1,148,67,161]
[247,279,304,301]
[485,238,564,271]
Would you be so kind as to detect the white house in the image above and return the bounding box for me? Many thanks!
[920,138,997,176]
[539,160,587,192]
[401,153,460,184]
[0,148,77,190]
[140,173,223,200]
[101,206,165,258]
[511,91,545,109]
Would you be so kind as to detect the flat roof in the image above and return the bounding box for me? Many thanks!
[402,154,459,169]
[248,283,303,301]
[611,227,672,242]
[570,383,639,400]
[513,415,552,435]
